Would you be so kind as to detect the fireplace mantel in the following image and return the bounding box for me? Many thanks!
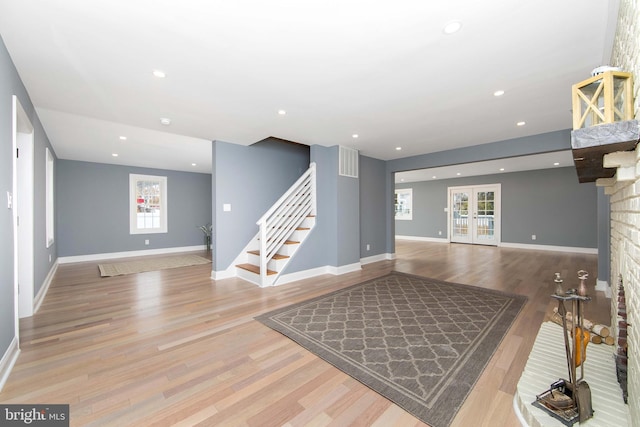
[571,120,639,184]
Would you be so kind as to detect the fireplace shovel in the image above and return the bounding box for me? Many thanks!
[571,272,594,422]
[536,273,593,425]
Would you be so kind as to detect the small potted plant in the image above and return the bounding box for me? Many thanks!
[198,223,213,252]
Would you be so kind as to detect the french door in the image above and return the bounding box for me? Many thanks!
[449,184,501,245]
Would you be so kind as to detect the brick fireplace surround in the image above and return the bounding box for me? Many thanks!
[608,0,639,424]
[516,1,639,425]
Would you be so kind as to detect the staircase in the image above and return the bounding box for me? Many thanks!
[236,163,316,287]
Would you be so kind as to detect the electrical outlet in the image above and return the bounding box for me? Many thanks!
[438,231,442,236]
[366,244,370,251]
[49,254,52,262]
[145,239,150,245]
[531,234,536,241]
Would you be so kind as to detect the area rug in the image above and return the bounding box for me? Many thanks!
[255,271,527,427]
[98,254,211,277]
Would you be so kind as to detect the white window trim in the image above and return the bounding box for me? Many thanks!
[129,174,168,234]
[45,147,55,248]
[395,188,413,220]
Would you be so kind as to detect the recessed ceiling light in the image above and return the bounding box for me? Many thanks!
[352,134,359,138]
[554,162,560,166]
[517,121,526,126]
[443,20,462,35]
[278,110,286,115]
[499,168,505,171]
[456,172,461,176]
[400,178,405,182]
[160,117,171,126]
[494,90,505,97]
[119,136,127,140]
[432,176,437,179]
[153,70,166,78]
[192,163,197,166]
[112,153,119,157]
[396,147,402,151]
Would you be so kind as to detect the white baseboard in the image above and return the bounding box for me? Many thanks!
[211,267,236,281]
[275,266,332,285]
[327,262,362,276]
[396,235,598,254]
[58,245,206,264]
[596,279,611,298]
[360,253,394,265]
[498,242,598,254]
[396,235,449,243]
[0,337,20,393]
[33,260,58,314]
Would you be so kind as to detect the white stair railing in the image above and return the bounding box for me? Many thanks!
[256,162,316,285]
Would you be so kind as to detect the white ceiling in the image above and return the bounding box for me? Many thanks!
[0,0,618,174]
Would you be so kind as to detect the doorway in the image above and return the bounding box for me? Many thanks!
[12,95,35,328]
[448,184,501,245]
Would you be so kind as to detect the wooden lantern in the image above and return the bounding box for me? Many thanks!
[572,71,633,130]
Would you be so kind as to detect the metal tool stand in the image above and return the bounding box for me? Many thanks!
[533,272,594,426]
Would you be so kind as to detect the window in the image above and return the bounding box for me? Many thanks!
[130,174,167,234]
[45,147,54,247]
[395,188,412,220]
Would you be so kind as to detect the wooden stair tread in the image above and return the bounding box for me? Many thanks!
[236,263,277,276]
[247,250,289,260]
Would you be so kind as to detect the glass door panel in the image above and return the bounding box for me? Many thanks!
[451,188,471,243]
[449,185,500,246]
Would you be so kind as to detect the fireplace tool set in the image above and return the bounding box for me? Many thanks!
[533,270,594,425]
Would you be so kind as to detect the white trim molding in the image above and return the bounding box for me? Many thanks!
[360,253,394,265]
[498,242,598,254]
[33,260,58,314]
[58,245,206,264]
[396,235,449,243]
[0,337,20,393]
[596,279,611,298]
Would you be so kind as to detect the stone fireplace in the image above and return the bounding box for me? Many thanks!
[616,277,628,403]
[603,0,639,423]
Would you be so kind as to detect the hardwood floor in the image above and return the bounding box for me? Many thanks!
[1,241,609,426]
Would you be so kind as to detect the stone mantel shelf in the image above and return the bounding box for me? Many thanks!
[571,120,639,184]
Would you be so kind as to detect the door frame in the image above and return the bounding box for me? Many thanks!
[13,95,35,330]
[447,183,501,246]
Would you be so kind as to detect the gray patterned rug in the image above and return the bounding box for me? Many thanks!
[256,271,527,427]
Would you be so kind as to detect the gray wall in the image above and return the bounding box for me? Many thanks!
[386,129,577,254]
[212,139,310,271]
[597,187,610,282]
[396,167,598,248]
[287,145,338,271]
[1,36,57,357]
[359,155,387,257]
[56,160,212,256]
[286,144,361,273]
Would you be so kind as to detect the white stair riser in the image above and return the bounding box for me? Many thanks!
[236,267,276,287]
[289,229,310,241]
[278,243,300,256]
[300,217,315,228]
[247,253,288,271]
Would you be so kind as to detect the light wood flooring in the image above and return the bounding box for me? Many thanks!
[1,241,609,426]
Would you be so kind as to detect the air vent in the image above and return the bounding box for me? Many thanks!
[339,146,358,178]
